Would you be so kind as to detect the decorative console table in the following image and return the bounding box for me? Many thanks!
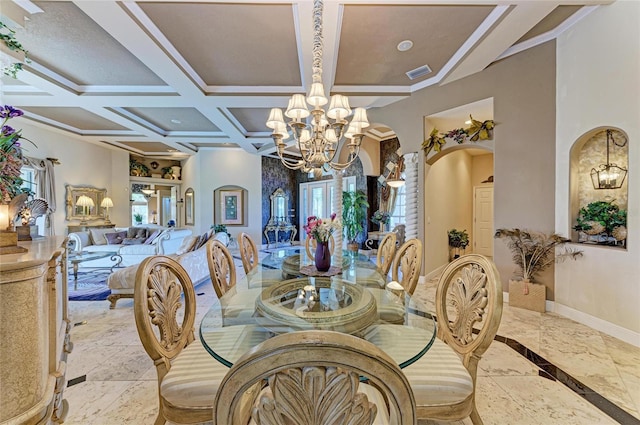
[0,237,72,424]
[67,223,115,234]
[264,223,297,248]
[264,188,297,248]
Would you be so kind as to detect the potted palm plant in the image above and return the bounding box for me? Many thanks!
[447,228,469,261]
[342,190,369,252]
[495,228,582,312]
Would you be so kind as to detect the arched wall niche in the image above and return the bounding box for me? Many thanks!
[569,127,629,247]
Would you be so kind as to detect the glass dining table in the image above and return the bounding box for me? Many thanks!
[199,248,436,368]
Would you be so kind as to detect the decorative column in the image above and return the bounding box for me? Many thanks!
[332,170,344,265]
[403,153,419,240]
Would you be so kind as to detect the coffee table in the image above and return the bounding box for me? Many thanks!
[68,251,123,288]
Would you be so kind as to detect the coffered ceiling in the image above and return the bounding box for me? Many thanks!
[0,0,610,159]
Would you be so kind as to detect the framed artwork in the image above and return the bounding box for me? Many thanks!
[219,190,244,225]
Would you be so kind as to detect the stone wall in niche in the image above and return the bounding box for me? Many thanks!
[262,157,298,244]
[577,130,628,210]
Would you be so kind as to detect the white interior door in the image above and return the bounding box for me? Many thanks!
[473,186,494,256]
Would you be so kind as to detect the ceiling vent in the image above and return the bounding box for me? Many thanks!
[406,64,432,80]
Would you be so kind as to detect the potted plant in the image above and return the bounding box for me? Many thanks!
[495,228,582,312]
[447,228,469,261]
[370,210,390,232]
[342,190,369,252]
[133,213,143,225]
[573,200,627,245]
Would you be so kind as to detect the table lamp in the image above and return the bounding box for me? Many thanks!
[101,197,114,224]
[77,195,94,225]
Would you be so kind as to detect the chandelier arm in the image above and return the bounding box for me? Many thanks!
[276,152,306,170]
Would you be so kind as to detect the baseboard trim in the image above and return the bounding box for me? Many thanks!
[554,303,640,348]
[502,291,640,347]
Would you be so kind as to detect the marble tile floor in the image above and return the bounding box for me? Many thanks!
[64,258,640,425]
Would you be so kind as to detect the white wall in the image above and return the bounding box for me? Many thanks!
[197,149,263,244]
[12,120,129,235]
[555,1,640,343]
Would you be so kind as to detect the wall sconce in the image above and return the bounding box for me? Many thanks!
[378,148,405,188]
[590,129,628,190]
[76,195,95,225]
[101,197,114,224]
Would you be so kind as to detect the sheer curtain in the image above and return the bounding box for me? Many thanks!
[22,157,58,236]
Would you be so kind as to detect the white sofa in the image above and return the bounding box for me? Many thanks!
[68,226,192,268]
[107,231,230,308]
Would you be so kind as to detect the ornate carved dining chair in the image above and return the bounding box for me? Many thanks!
[403,254,503,425]
[238,232,259,274]
[133,255,229,425]
[376,232,397,276]
[391,238,423,295]
[206,239,237,298]
[391,224,406,247]
[304,234,336,261]
[213,330,417,425]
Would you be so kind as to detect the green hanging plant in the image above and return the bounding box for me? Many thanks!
[0,21,30,78]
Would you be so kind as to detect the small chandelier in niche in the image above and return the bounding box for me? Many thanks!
[590,129,628,190]
[266,0,369,178]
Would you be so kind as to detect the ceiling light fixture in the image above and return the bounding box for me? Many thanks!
[590,129,628,190]
[397,40,413,52]
[170,119,182,124]
[266,0,369,179]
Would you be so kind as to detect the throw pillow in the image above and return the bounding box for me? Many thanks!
[144,229,162,245]
[90,228,115,245]
[175,235,198,255]
[127,227,149,240]
[195,232,210,250]
[105,230,127,245]
[122,238,145,245]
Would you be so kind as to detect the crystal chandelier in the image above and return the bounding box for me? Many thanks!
[266,0,369,178]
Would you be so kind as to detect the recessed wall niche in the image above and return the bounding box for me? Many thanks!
[569,127,628,247]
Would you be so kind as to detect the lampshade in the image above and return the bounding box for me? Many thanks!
[386,177,405,188]
[327,94,351,121]
[266,108,285,129]
[141,189,155,196]
[100,197,114,208]
[285,94,310,120]
[77,195,94,208]
[307,82,328,107]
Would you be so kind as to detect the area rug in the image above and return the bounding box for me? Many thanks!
[68,270,113,301]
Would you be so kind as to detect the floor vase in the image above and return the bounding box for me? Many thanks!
[314,241,331,272]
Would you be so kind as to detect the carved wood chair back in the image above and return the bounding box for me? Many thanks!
[391,238,423,295]
[376,232,397,276]
[133,255,203,424]
[213,330,417,425]
[304,234,336,261]
[206,239,237,298]
[391,223,406,246]
[238,232,259,274]
[415,254,503,424]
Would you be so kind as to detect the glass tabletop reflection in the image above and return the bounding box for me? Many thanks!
[199,249,435,368]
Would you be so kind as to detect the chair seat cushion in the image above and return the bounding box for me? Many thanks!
[160,339,229,409]
[403,338,473,406]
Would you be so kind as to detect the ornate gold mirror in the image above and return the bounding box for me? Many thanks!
[65,185,107,221]
[268,188,290,226]
[185,187,195,226]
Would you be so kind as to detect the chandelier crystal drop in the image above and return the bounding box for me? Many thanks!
[266,0,369,178]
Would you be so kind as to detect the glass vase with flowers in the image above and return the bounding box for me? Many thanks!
[304,214,341,271]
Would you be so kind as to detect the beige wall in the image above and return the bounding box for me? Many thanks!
[424,150,474,272]
[471,154,494,187]
[197,149,263,244]
[555,1,639,340]
[369,41,557,295]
